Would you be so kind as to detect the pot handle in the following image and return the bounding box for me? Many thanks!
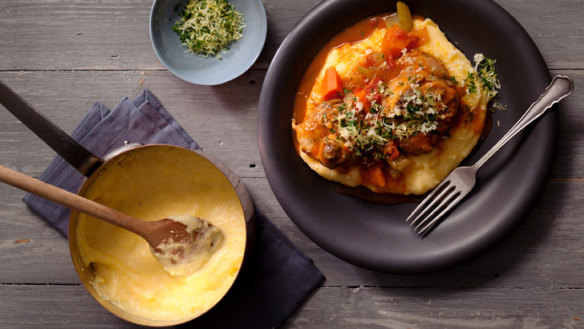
[0,80,103,177]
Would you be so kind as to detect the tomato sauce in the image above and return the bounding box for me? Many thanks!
[294,16,385,124]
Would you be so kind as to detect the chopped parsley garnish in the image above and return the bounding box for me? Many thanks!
[464,72,477,94]
[172,0,245,58]
[473,53,501,99]
[325,80,444,161]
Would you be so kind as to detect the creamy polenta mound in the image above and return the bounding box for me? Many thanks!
[293,10,499,195]
[75,146,246,322]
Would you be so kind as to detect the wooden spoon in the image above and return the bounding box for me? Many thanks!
[0,164,224,276]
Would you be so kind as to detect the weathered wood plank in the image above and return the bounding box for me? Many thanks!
[0,0,315,71]
[0,285,139,329]
[0,0,582,71]
[0,284,582,329]
[551,70,584,179]
[0,186,79,284]
[499,0,584,70]
[282,286,584,329]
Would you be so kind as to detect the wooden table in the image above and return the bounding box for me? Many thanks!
[0,0,582,328]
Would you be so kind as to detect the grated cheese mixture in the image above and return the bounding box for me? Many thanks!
[172,0,245,58]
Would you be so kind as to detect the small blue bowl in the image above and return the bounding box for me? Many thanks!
[150,0,267,85]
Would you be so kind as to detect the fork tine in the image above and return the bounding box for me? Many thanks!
[412,187,459,232]
[405,179,451,223]
[415,191,463,236]
[406,180,453,226]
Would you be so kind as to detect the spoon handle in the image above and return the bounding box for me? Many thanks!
[0,165,147,237]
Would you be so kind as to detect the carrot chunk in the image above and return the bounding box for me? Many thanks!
[322,67,344,100]
[383,24,419,59]
[363,165,386,187]
[352,87,367,103]
[385,141,400,160]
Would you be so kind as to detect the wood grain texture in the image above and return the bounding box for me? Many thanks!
[0,0,582,70]
[1,285,583,328]
[282,286,584,329]
[0,0,582,328]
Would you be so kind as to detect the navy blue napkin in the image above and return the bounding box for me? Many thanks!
[22,90,324,328]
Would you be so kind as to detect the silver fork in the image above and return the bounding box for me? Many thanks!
[406,75,574,236]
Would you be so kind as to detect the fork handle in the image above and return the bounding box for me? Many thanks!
[472,75,573,170]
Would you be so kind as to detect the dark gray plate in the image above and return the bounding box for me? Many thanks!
[258,0,554,273]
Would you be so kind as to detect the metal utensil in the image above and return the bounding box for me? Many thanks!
[406,75,574,236]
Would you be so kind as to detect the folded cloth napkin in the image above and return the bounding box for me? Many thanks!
[23,90,324,329]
